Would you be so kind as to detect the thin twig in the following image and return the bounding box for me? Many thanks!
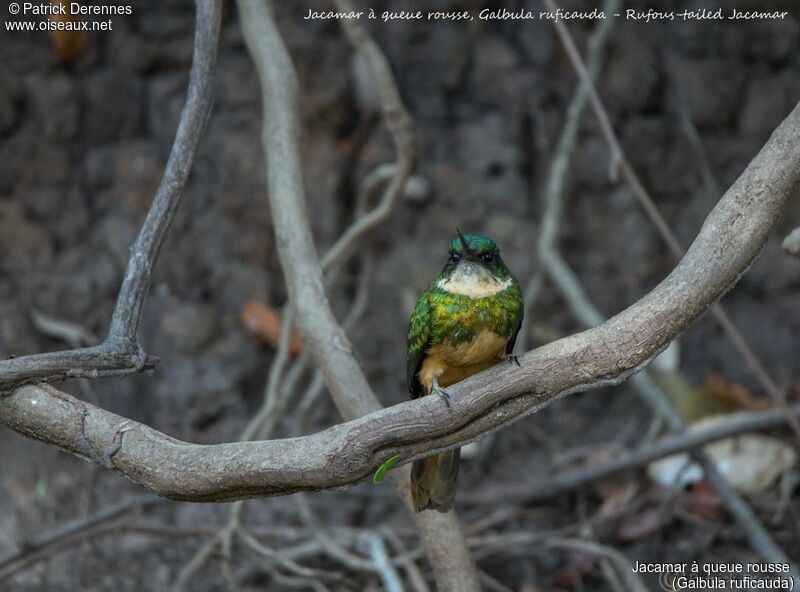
[0,0,221,391]
[241,309,296,442]
[0,520,354,583]
[271,571,330,592]
[479,571,515,592]
[294,494,376,572]
[365,533,406,592]
[30,310,97,347]
[468,403,800,504]
[671,53,722,201]
[219,506,242,592]
[171,535,218,592]
[382,526,431,592]
[238,529,341,582]
[543,0,798,439]
[320,0,416,273]
[520,0,618,351]
[30,311,100,403]
[0,495,161,572]
[543,538,648,592]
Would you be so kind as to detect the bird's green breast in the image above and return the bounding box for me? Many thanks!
[425,283,523,347]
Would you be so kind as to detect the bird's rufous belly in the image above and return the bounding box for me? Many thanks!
[418,330,509,392]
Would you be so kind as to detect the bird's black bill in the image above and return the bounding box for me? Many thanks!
[456,227,476,259]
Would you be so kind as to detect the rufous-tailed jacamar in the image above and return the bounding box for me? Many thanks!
[407,231,523,512]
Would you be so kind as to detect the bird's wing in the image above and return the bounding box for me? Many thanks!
[505,311,523,356]
[407,294,433,399]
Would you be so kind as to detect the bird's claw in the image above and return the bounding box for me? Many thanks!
[501,354,521,367]
[432,381,451,408]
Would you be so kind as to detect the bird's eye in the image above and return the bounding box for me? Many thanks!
[450,252,462,263]
[482,252,495,263]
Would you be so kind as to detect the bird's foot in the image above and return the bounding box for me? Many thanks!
[500,353,521,367]
[432,379,451,408]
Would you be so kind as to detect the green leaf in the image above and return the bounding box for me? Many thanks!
[373,455,401,484]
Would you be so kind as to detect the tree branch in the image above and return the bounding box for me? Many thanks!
[470,403,800,504]
[3,90,800,494]
[235,2,479,590]
[319,0,417,273]
[2,98,800,497]
[543,0,796,436]
[236,0,380,421]
[0,0,221,391]
[0,495,162,574]
[542,9,798,570]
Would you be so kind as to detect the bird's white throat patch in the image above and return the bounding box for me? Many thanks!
[437,263,512,298]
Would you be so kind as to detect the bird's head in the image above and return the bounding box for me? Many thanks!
[438,230,513,297]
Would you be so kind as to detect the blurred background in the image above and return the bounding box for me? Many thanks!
[1,0,799,590]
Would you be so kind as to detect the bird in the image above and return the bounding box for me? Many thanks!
[406,230,523,512]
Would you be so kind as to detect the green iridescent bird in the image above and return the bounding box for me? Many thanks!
[407,231,523,512]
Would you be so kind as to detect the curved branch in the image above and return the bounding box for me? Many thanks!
[223,0,477,589]
[320,0,417,273]
[235,3,479,590]
[0,0,222,391]
[107,0,221,344]
[236,0,380,421]
[1,94,799,500]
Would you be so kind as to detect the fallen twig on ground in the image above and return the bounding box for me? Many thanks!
[468,404,800,504]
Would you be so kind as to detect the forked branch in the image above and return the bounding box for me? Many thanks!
[0,0,221,391]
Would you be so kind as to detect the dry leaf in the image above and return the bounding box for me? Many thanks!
[648,413,797,494]
[551,551,597,588]
[607,482,723,541]
[706,372,772,411]
[240,301,303,355]
[596,481,636,520]
[615,503,669,541]
[682,480,724,521]
[49,1,87,64]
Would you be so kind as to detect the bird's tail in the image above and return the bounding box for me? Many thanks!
[409,448,461,513]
